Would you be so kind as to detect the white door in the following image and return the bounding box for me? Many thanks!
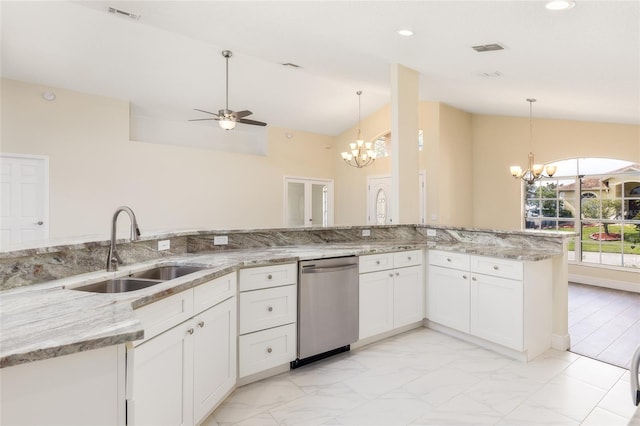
[367,176,392,225]
[393,265,424,328]
[0,154,48,248]
[284,177,333,227]
[359,270,394,339]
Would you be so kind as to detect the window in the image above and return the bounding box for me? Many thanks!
[372,130,424,159]
[523,158,640,269]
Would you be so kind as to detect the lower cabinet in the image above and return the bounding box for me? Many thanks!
[0,345,125,426]
[427,264,470,333]
[127,273,237,426]
[359,250,424,340]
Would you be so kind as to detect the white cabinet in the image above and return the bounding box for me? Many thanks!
[238,263,297,379]
[427,250,552,360]
[359,250,424,340]
[127,272,237,426]
[1,345,125,426]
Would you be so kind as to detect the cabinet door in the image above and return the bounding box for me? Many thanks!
[127,322,194,426]
[393,265,424,328]
[359,270,394,339]
[427,265,470,333]
[193,297,237,423]
[470,273,523,350]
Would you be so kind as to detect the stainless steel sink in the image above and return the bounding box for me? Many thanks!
[71,278,163,293]
[131,265,207,280]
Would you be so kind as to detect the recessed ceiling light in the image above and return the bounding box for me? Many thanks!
[396,29,414,37]
[42,91,56,101]
[545,0,576,10]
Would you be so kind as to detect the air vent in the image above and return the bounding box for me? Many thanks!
[478,71,503,78]
[281,63,302,68]
[472,43,504,52]
[108,7,141,20]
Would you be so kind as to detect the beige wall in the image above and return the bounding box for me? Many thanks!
[1,78,335,241]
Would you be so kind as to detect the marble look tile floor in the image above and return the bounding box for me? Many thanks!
[203,328,640,426]
[569,283,640,369]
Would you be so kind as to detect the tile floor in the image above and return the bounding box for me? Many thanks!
[568,283,640,369]
[204,328,640,425]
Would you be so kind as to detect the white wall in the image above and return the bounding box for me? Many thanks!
[1,78,335,242]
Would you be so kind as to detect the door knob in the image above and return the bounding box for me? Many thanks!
[35,221,44,226]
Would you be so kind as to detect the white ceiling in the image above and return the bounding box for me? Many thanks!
[2,1,639,136]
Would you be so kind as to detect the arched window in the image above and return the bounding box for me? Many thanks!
[523,158,640,269]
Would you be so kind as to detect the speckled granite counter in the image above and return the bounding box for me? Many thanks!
[1,235,567,368]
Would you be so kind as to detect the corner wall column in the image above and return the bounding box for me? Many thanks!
[390,63,420,224]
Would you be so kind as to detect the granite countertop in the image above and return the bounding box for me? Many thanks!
[0,241,559,368]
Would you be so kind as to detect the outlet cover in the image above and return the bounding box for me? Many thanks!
[426,229,436,237]
[213,235,229,245]
[362,229,371,237]
[158,240,170,251]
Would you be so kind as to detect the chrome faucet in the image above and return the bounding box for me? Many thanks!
[106,206,140,271]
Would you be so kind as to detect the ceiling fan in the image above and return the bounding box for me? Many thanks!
[190,50,267,130]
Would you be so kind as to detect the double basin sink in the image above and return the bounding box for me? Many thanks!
[69,265,207,294]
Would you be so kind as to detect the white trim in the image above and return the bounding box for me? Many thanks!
[569,273,640,294]
[551,333,571,351]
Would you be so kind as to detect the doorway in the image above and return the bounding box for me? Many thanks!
[367,171,426,225]
[284,177,333,227]
[0,153,49,248]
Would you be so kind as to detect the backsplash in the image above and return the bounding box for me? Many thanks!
[0,225,569,290]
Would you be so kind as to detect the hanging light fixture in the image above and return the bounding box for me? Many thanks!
[509,98,557,184]
[341,91,376,168]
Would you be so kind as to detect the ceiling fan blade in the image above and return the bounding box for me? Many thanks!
[188,118,218,121]
[234,110,253,118]
[238,118,267,126]
[193,108,219,117]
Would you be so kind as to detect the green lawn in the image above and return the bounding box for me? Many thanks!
[567,224,640,255]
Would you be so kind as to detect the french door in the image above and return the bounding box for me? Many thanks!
[284,177,333,227]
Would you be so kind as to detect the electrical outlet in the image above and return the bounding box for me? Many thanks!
[362,229,371,237]
[426,229,436,237]
[213,235,229,245]
[157,240,170,251]
[431,213,438,221]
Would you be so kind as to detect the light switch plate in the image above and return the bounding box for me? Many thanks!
[362,229,371,237]
[213,235,229,245]
[158,240,170,251]
[426,229,436,237]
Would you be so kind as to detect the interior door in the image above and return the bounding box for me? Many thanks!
[284,177,333,227]
[0,154,48,248]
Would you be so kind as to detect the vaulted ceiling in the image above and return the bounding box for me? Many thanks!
[2,1,638,136]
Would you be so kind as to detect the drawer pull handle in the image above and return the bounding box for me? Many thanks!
[493,266,499,270]
[447,258,452,262]
[408,256,412,261]
[267,306,273,312]
[376,260,381,265]
[267,347,273,354]
[267,274,273,280]
[198,321,205,328]
[463,275,467,279]
[187,328,194,335]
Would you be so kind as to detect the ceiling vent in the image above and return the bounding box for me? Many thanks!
[472,43,504,52]
[478,71,504,78]
[108,7,141,20]
[281,62,302,68]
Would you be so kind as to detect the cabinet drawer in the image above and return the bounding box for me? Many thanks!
[194,272,237,315]
[393,250,423,268]
[359,253,393,273]
[428,250,470,271]
[239,285,297,334]
[239,263,297,291]
[471,256,523,281]
[134,290,194,346]
[238,323,296,378]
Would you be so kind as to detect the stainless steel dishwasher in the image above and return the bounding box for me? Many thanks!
[293,256,359,368]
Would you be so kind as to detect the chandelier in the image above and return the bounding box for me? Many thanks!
[341,91,376,168]
[509,98,557,184]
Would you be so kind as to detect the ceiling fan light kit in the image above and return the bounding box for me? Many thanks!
[189,50,267,130]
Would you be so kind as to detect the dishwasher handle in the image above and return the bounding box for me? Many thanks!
[301,263,358,274]
[632,344,640,406]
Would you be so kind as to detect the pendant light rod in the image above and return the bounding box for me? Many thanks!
[222,50,232,111]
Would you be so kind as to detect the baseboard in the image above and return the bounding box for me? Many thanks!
[351,321,423,350]
[569,273,640,294]
[551,333,571,351]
